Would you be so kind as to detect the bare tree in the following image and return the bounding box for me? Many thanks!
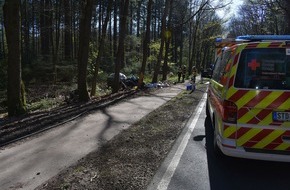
[229,0,290,35]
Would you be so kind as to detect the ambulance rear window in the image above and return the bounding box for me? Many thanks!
[234,48,290,90]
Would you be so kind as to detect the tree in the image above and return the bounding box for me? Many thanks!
[40,0,51,60]
[138,0,153,87]
[3,0,26,116]
[77,0,93,101]
[64,0,73,61]
[277,0,290,33]
[152,0,171,83]
[228,0,290,36]
[162,0,174,81]
[112,0,129,93]
[90,0,113,96]
[21,0,31,66]
[249,0,290,33]
[188,0,210,75]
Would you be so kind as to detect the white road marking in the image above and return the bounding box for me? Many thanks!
[157,93,207,190]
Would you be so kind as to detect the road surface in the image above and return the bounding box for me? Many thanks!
[0,84,184,190]
[148,95,290,190]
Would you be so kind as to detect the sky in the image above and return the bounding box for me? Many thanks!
[216,0,244,19]
[230,0,244,13]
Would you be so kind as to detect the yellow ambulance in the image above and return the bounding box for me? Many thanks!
[206,35,290,162]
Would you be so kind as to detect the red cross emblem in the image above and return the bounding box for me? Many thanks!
[248,59,260,71]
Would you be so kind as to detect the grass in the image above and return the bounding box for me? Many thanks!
[27,97,65,112]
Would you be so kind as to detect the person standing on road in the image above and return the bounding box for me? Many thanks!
[191,66,197,83]
[177,66,182,83]
[182,65,186,83]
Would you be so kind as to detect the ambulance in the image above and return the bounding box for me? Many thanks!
[206,35,290,162]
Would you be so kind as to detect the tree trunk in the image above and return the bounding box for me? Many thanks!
[162,37,170,81]
[72,1,78,59]
[90,0,113,96]
[138,0,153,87]
[22,0,30,66]
[3,0,26,116]
[152,0,170,83]
[129,1,133,35]
[0,17,5,59]
[179,23,184,66]
[286,1,290,33]
[189,18,200,76]
[1,15,5,58]
[113,0,118,59]
[64,0,72,60]
[98,0,102,42]
[40,0,51,60]
[32,0,36,57]
[53,0,62,83]
[109,12,113,54]
[162,0,173,81]
[136,0,142,37]
[152,5,157,40]
[77,0,93,101]
[48,0,54,64]
[112,0,129,93]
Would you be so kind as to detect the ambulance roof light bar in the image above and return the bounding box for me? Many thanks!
[236,35,290,41]
[215,37,236,43]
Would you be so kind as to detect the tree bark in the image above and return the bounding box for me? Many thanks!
[64,0,72,60]
[31,0,36,57]
[0,16,4,59]
[162,0,173,81]
[53,0,62,83]
[90,0,113,96]
[112,0,129,93]
[136,0,142,37]
[113,0,118,59]
[77,0,93,101]
[152,0,171,83]
[22,0,30,66]
[40,0,51,60]
[138,0,153,87]
[3,0,26,116]
[285,1,290,33]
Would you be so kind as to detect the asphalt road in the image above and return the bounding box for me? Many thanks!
[3,81,290,190]
[0,84,184,190]
[148,95,290,190]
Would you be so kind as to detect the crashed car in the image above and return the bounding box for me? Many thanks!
[107,73,140,89]
[201,68,212,78]
[124,75,139,88]
[107,73,127,88]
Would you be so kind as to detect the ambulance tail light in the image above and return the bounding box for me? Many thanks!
[223,100,237,123]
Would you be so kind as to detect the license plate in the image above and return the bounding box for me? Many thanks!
[273,112,290,122]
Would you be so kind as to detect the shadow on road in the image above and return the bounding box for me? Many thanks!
[204,116,290,190]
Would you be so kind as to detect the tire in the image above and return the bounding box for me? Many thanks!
[206,100,210,117]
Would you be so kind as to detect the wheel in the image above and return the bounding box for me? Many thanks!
[206,100,210,117]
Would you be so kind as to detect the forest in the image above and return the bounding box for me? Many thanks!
[0,0,289,117]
